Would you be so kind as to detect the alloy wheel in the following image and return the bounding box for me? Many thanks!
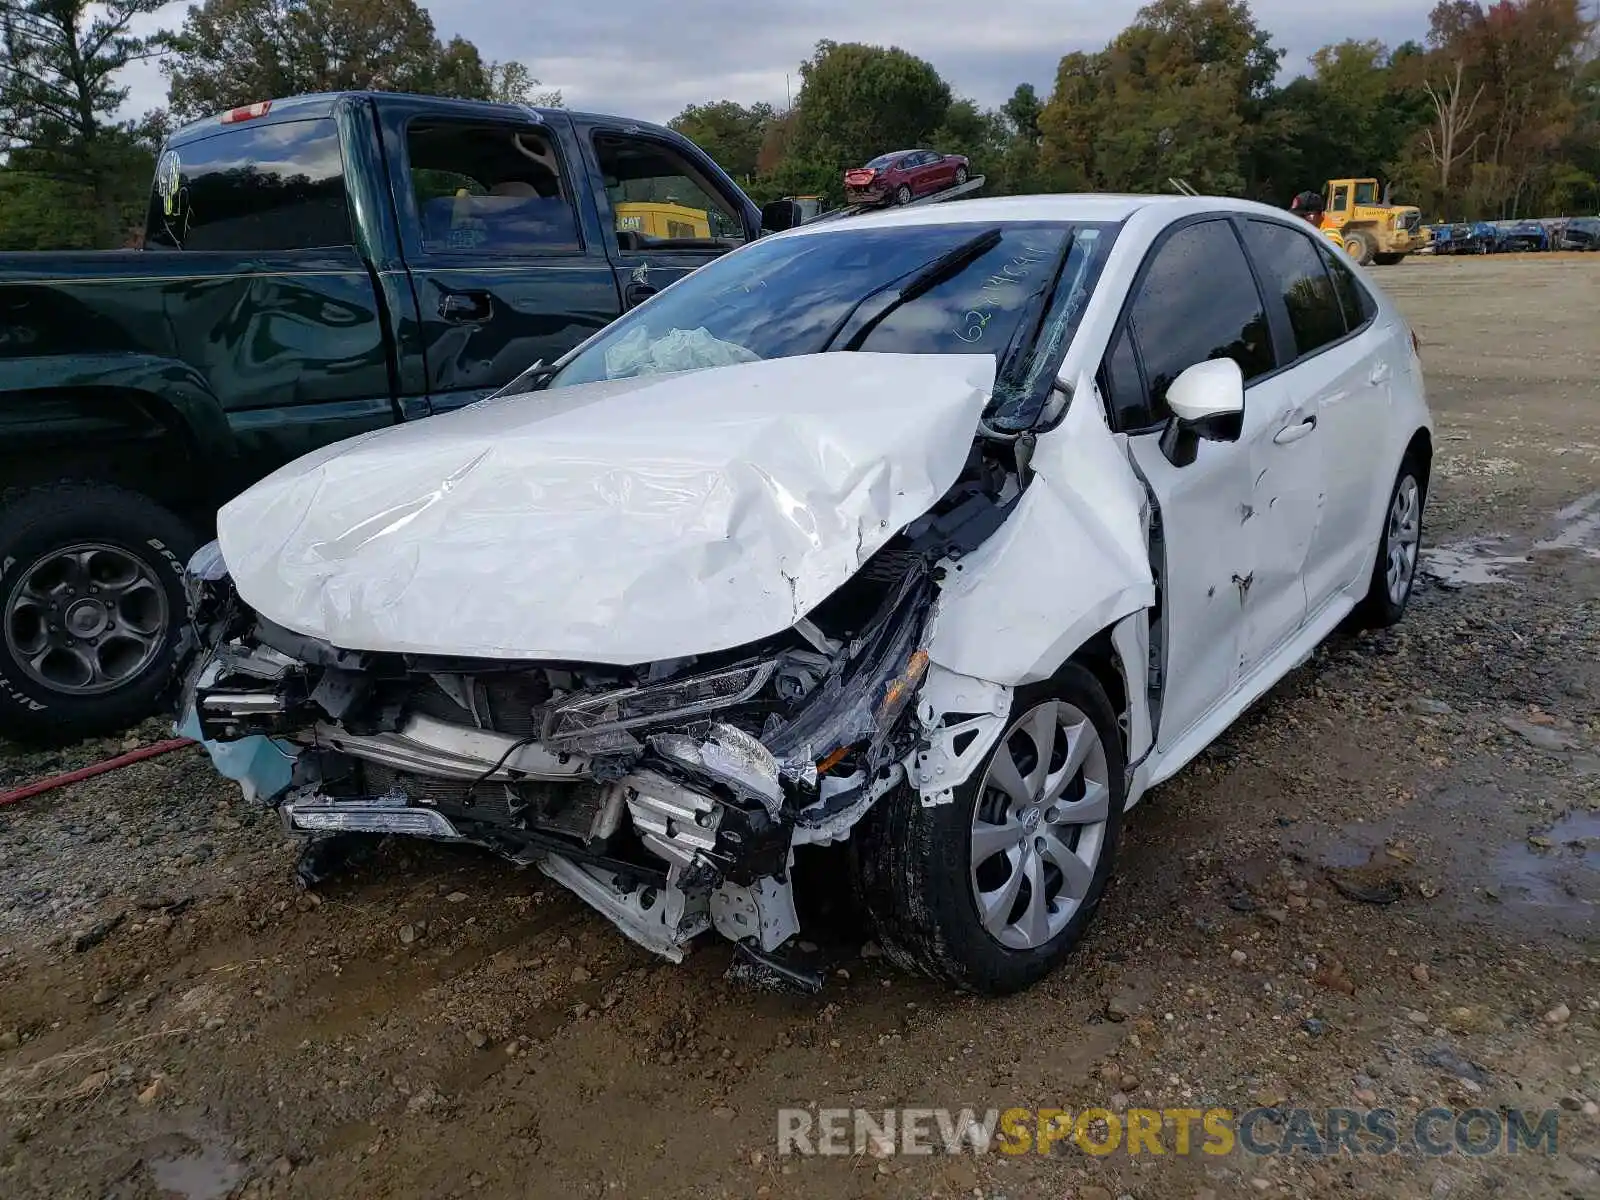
[969,700,1112,951]
[1387,474,1422,606]
[4,542,170,695]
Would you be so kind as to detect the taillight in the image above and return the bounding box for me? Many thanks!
[221,101,272,124]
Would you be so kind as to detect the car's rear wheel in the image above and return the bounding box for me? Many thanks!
[0,482,197,745]
[852,664,1125,995]
[1353,455,1427,629]
[895,184,913,206]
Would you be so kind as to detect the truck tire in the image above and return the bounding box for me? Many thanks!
[0,482,197,745]
[851,663,1126,996]
[1343,230,1375,266]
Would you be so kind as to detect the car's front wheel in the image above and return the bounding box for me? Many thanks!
[954,166,969,186]
[0,482,197,745]
[853,663,1125,995]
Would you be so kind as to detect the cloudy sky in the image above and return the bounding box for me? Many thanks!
[121,0,1436,124]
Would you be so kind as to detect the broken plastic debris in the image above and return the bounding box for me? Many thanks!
[699,723,784,816]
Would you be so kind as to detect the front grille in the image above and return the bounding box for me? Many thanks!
[406,675,548,737]
[360,761,608,841]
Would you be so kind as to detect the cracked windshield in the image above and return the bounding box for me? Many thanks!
[547,222,1114,419]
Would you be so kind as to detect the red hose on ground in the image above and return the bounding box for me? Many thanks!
[0,737,196,808]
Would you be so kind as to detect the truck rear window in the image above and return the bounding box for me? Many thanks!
[146,118,353,252]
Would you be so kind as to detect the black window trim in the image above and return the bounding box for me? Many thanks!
[1236,215,1377,374]
[399,113,589,261]
[1096,211,1275,436]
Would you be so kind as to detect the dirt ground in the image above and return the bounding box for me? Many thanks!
[2,253,1598,1200]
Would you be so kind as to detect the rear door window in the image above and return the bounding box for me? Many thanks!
[1317,241,1378,330]
[405,120,581,256]
[146,118,352,251]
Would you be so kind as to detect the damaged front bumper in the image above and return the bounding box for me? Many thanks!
[181,560,959,965]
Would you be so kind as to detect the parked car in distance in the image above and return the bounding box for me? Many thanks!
[0,89,796,745]
[1558,216,1600,250]
[185,193,1433,997]
[844,149,970,207]
[1498,219,1550,253]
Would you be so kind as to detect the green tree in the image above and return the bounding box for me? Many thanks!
[787,39,953,179]
[668,100,776,180]
[0,1,164,248]
[162,0,555,122]
[1038,0,1283,197]
[433,38,562,107]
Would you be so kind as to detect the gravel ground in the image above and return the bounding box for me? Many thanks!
[1,253,1597,1200]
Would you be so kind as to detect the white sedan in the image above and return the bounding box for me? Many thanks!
[183,194,1432,996]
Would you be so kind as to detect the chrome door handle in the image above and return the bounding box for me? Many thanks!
[1273,415,1318,445]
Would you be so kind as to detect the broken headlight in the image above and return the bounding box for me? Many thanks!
[545,660,779,752]
[183,539,232,616]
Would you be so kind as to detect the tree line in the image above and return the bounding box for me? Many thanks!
[3,0,1596,252]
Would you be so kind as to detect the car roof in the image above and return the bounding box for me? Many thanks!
[779,193,1298,238]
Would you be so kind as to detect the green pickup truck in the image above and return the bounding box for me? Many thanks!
[0,90,799,744]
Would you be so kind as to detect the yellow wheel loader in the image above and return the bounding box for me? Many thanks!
[1321,178,1431,266]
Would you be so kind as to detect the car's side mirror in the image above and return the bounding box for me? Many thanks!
[1160,358,1245,468]
[760,199,803,234]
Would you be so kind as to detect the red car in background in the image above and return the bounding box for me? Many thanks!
[844,149,970,206]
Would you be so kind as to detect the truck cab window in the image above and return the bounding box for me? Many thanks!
[145,118,352,252]
[405,121,581,255]
[591,133,746,251]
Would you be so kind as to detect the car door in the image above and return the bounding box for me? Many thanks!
[577,122,755,310]
[1303,236,1400,605]
[1230,217,1371,668]
[1101,217,1283,753]
[379,102,624,413]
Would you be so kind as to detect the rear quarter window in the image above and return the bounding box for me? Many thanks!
[146,118,352,252]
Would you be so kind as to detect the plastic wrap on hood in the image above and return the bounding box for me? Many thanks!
[215,352,995,664]
[603,325,761,378]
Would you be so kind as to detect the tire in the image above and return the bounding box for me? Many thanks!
[851,663,1126,995]
[895,184,913,206]
[954,166,969,186]
[1343,230,1374,266]
[0,482,198,745]
[1353,454,1427,629]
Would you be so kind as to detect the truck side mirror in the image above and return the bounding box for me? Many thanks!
[760,199,803,234]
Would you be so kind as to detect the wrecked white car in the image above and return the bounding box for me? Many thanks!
[179,196,1433,995]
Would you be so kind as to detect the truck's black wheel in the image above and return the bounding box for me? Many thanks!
[0,483,197,746]
[851,663,1126,995]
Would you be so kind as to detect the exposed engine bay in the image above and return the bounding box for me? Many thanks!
[179,439,1023,978]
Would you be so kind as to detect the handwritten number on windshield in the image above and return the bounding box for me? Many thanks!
[955,242,1054,343]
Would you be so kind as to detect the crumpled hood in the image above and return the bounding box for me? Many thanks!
[216,352,996,663]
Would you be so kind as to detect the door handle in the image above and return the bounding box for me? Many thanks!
[1273,415,1318,445]
[1369,362,1392,386]
[438,291,492,324]
[624,281,658,309]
